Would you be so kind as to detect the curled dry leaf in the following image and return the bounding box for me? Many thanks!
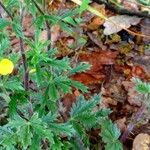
[103,15,141,35]
[132,133,150,150]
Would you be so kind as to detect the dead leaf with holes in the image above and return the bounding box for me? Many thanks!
[103,15,141,35]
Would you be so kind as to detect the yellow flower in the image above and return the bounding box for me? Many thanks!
[0,59,14,75]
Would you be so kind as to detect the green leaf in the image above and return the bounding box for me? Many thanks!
[8,98,17,117]
[49,123,75,137]
[63,17,76,26]
[71,120,85,138]
[34,15,45,29]
[12,21,23,38]
[100,119,123,150]
[105,141,123,150]
[59,22,73,35]
[68,62,90,75]
[79,0,90,14]
[35,64,42,87]
[42,112,57,123]
[70,80,87,93]
[0,18,10,29]
[30,134,40,150]
[70,94,100,117]
[0,37,9,55]
[20,124,32,148]
[51,136,63,150]
[3,80,24,91]
[45,58,70,70]
[30,113,54,143]
[76,112,97,128]
[49,83,58,100]
[132,77,150,94]
[0,93,11,103]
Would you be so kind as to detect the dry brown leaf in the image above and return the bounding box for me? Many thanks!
[39,30,47,41]
[71,73,105,85]
[71,51,117,85]
[87,3,105,30]
[103,15,141,35]
[115,117,126,132]
[79,51,118,65]
[101,97,117,107]
[51,25,61,46]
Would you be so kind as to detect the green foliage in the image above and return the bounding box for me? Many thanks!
[132,77,150,94]
[0,0,123,149]
[0,18,10,29]
[100,119,123,150]
[79,0,90,14]
[132,77,150,110]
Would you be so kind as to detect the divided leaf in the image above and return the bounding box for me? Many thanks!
[100,119,123,150]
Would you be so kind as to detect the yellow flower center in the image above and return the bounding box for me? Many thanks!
[0,59,14,75]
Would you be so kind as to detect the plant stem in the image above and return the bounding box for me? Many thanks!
[0,2,29,91]
[0,1,13,20]
[19,5,33,116]
[31,0,51,51]
[0,1,33,116]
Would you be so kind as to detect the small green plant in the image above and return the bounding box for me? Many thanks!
[0,0,123,149]
[132,77,150,110]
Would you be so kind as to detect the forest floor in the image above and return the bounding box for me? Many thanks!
[2,0,150,149]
